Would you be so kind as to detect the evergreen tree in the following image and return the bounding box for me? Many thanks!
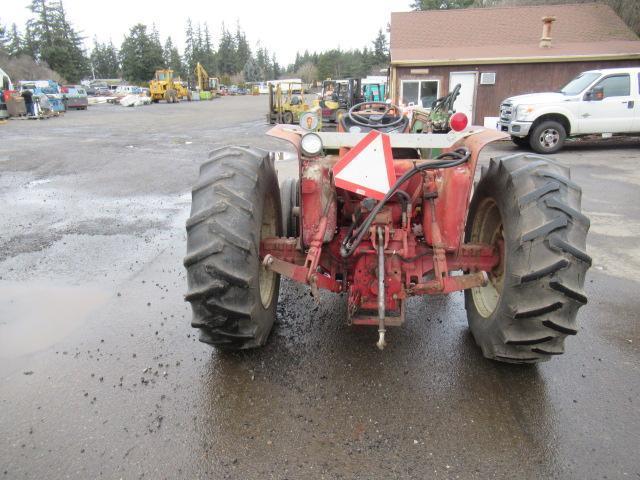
[149,24,165,68]
[194,22,203,62]
[235,23,251,74]
[201,22,216,75]
[6,23,24,56]
[120,23,164,83]
[0,20,7,50]
[242,57,259,82]
[255,45,271,80]
[22,24,38,58]
[271,53,280,79]
[410,0,473,9]
[372,28,389,65]
[90,38,119,78]
[164,36,184,77]
[184,18,195,74]
[217,23,236,76]
[26,0,89,81]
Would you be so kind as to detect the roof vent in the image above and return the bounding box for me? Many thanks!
[540,16,556,48]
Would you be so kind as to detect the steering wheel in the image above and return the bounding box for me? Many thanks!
[348,101,404,128]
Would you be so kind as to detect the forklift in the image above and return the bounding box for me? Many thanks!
[266,82,309,124]
[314,78,363,124]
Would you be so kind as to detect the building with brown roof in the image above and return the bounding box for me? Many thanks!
[389,3,640,125]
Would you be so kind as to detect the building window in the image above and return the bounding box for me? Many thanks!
[401,80,439,107]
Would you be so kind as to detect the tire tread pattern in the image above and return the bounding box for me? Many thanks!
[184,146,280,349]
[465,153,590,363]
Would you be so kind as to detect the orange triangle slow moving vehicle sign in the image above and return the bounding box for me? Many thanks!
[332,131,396,201]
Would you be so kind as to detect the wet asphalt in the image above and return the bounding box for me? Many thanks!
[0,96,639,479]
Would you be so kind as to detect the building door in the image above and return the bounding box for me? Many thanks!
[449,72,476,123]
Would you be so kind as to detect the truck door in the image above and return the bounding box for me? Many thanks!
[579,73,635,133]
[632,73,640,132]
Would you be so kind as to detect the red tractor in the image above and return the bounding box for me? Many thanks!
[184,97,590,363]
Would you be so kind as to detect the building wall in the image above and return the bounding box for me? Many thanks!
[392,59,640,124]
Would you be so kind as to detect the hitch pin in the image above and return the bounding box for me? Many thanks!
[376,227,386,350]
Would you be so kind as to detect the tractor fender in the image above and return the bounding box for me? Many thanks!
[424,128,509,251]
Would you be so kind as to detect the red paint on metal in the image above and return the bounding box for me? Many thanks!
[260,128,509,326]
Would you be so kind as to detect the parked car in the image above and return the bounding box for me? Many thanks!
[228,85,239,95]
[498,67,640,153]
[236,87,248,95]
[62,85,88,110]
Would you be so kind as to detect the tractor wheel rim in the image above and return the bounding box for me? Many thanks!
[259,193,277,308]
[540,128,559,148]
[470,198,505,318]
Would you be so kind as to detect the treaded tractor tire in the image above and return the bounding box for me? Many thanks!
[465,153,591,363]
[279,178,300,238]
[529,120,566,154]
[283,111,294,124]
[184,146,282,349]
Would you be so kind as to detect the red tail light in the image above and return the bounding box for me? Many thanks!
[449,112,468,132]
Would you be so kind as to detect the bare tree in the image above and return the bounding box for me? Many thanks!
[0,50,65,83]
[296,62,318,85]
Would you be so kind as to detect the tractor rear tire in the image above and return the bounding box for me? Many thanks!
[184,146,282,350]
[279,178,300,238]
[465,153,591,363]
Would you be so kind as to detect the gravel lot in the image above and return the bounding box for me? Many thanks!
[1,95,639,479]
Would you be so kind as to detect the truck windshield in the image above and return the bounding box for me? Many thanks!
[560,72,600,95]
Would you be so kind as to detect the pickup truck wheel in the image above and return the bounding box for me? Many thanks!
[184,146,282,350]
[511,136,529,148]
[530,120,566,154]
[465,153,590,363]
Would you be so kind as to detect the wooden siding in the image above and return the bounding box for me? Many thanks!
[392,59,640,124]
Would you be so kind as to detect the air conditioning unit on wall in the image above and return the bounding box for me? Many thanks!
[480,72,496,85]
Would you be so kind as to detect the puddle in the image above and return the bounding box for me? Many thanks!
[0,282,109,358]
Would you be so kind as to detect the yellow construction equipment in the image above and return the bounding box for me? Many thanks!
[194,62,220,100]
[267,82,309,124]
[149,69,191,103]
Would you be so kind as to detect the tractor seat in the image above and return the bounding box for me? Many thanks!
[340,113,409,134]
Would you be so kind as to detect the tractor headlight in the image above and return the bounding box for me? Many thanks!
[301,133,323,157]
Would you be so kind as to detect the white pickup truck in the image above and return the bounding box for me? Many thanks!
[498,67,640,153]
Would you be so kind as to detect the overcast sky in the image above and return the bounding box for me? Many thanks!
[2,0,411,65]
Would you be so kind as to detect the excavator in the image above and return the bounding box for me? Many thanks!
[194,62,220,100]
